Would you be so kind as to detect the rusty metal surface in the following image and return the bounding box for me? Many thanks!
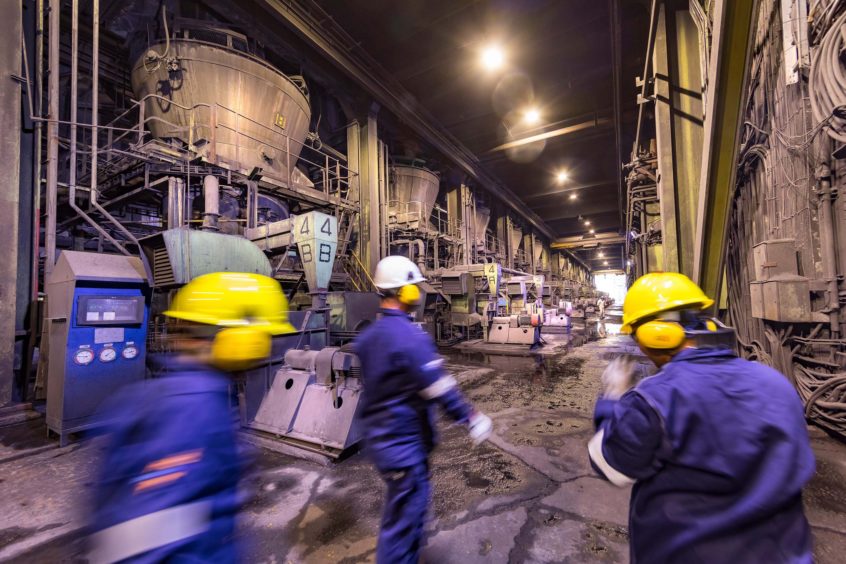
[131,39,311,180]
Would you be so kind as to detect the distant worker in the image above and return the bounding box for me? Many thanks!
[355,256,493,564]
[589,272,815,563]
[597,296,605,319]
[89,273,295,563]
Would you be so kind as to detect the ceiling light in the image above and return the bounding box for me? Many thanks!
[589,229,595,234]
[584,220,591,226]
[524,107,541,125]
[556,170,568,184]
[481,44,505,71]
[599,252,605,258]
[603,260,608,266]
[568,193,577,200]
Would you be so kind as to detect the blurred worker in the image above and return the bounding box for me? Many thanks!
[88,273,295,563]
[589,273,815,563]
[597,296,605,319]
[355,256,493,564]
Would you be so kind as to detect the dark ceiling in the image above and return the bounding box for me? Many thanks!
[316,0,650,271]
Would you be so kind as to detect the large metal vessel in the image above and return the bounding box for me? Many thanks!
[131,36,311,182]
[389,165,440,226]
[473,205,491,248]
[510,224,523,253]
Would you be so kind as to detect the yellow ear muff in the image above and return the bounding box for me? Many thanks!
[634,320,686,350]
[211,327,271,372]
[705,319,718,332]
[397,284,422,306]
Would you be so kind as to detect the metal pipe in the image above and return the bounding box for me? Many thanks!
[44,0,59,275]
[69,0,78,237]
[633,0,659,153]
[31,0,45,297]
[202,175,220,231]
[817,163,839,335]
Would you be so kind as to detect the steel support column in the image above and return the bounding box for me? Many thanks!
[358,114,381,274]
[652,1,705,275]
[693,0,759,302]
[0,0,23,402]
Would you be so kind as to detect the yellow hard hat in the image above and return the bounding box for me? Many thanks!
[621,272,714,333]
[164,272,296,335]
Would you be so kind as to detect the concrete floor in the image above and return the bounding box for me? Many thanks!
[2,329,846,563]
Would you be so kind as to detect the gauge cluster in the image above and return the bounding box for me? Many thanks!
[73,343,141,365]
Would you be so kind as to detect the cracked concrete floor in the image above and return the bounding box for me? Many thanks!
[2,330,846,563]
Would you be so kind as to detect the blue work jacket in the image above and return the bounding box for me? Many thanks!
[592,347,815,563]
[355,308,474,471]
[90,358,241,563]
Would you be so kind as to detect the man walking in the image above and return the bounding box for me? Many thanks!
[355,256,493,564]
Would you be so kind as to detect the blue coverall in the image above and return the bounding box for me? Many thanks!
[355,308,475,564]
[591,347,816,563]
[90,358,242,563]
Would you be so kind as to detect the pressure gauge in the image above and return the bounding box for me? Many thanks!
[73,348,94,366]
[122,345,138,360]
[99,347,117,363]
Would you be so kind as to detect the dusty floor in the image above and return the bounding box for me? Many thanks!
[2,322,846,563]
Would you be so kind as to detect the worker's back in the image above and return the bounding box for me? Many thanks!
[355,308,439,471]
[90,359,241,563]
[627,347,815,562]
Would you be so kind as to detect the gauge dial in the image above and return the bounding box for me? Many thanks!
[122,345,138,360]
[74,348,94,365]
[99,347,117,363]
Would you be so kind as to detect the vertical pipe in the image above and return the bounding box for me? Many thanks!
[89,0,99,205]
[202,175,220,231]
[69,0,78,229]
[44,0,59,275]
[32,0,45,298]
[817,163,839,335]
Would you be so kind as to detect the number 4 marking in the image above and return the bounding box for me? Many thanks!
[320,217,332,236]
[300,217,309,235]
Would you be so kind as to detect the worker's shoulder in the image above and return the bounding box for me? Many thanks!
[355,313,422,345]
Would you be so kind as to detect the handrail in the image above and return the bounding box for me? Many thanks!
[349,251,376,291]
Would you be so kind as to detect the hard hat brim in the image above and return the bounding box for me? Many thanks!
[376,275,426,290]
[620,297,714,333]
[164,310,297,335]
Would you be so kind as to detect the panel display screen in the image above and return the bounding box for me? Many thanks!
[76,296,144,326]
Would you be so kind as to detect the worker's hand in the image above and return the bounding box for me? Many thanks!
[600,356,637,400]
[468,412,493,445]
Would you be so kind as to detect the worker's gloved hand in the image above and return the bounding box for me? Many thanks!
[468,412,493,445]
[600,356,637,400]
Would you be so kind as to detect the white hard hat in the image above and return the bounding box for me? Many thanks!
[373,255,426,290]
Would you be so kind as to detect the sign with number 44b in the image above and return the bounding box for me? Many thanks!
[293,212,338,291]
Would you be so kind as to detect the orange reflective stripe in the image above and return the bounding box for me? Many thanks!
[143,450,203,472]
[134,471,187,493]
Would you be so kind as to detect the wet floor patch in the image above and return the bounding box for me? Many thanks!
[456,354,591,414]
[430,426,546,520]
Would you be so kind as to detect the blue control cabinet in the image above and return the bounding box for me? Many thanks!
[45,251,149,444]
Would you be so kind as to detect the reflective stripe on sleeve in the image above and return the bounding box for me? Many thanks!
[422,358,445,372]
[588,429,636,487]
[419,375,457,400]
[88,500,212,564]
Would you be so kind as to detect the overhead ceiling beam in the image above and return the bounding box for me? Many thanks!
[522,180,617,201]
[488,116,612,153]
[260,0,555,239]
[552,233,626,249]
[692,0,759,303]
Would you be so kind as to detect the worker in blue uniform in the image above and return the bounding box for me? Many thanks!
[355,255,493,564]
[589,272,815,563]
[88,273,295,563]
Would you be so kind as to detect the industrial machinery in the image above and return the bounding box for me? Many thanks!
[44,252,149,445]
[244,346,362,458]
